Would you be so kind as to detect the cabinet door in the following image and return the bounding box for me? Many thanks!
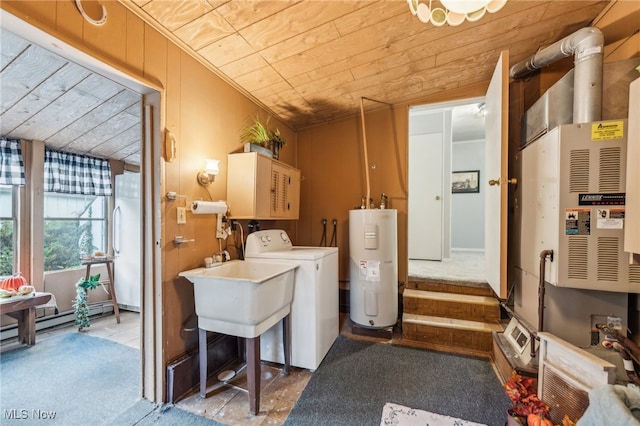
[255,154,273,218]
[286,167,300,219]
[270,163,300,219]
[228,152,300,219]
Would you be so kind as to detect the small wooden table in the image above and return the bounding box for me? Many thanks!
[81,257,120,323]
[0,292,52,346]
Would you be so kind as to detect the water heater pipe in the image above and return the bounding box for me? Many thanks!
[538,249,553,333]
[359,97,371,208]
[510,27,604,124]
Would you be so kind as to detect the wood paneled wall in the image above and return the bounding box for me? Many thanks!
[296,83,488,286]
[1,0,296,401]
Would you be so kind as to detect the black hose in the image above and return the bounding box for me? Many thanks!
[319,219,327,247]
[329,219,337,247]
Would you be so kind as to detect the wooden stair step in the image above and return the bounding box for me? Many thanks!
[403,313,503,332]
[407,279,495,297]
[403,289,500,322]
[404,289,498,305]
[402,313,503,353]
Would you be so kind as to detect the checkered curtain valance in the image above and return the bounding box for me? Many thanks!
[0,138,26,186]
[44,149,112,196]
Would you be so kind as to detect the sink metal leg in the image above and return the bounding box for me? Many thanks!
[199,328,207,398]
[283,314,291,376]
[246,336,260,415]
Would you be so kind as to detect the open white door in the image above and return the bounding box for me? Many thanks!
[484,51,509,299]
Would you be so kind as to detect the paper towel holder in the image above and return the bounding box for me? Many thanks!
[197,159,220,186]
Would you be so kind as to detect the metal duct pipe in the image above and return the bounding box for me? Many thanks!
[510,27,604,124]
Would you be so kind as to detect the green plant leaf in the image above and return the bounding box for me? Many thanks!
[240,113,271,145]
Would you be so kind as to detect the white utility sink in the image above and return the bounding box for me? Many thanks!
[179,260,298,338]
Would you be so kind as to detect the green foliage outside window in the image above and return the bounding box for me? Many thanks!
[44,219,96,271]
[0,220,14,276]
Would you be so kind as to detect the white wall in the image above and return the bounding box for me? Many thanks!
[451,139,485,250]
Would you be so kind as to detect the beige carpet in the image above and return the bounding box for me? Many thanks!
[380,403,487,426]
[408,250,486,282]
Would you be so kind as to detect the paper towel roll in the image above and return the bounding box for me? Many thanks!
[191,200,228,214]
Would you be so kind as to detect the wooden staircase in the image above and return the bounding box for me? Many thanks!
[401,279,504,357]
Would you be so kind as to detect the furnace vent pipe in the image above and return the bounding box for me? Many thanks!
[510,27,604,124]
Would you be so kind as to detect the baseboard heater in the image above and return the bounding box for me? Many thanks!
[166,332,239,404]
[0,302,114,341]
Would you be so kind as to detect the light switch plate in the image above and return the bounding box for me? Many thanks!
[177,207,186,224]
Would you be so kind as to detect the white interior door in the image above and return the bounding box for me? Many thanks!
[409,133,443,260]
[484,50,509,299]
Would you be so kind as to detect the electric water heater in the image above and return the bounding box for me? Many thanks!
[349,209,398,328]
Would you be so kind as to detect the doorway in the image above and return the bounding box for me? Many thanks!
[408,98,486,282]
[1,9,161,400]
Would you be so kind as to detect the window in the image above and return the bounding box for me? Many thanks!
[43,193,107,272]
[0,185,17,277]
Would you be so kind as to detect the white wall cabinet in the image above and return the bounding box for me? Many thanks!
[227,152,300,220]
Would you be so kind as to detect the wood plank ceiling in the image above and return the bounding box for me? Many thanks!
[1,0,611,166]
[126,0,610,129]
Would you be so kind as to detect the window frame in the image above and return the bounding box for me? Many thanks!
[42,192,109,272]
[0,184,18,278]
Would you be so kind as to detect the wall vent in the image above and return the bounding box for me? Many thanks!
[597,237,619,281]
[541,366,589,424]
[569,149,590,193]
[568,237,588,280]
[538,333,615,426]
[630,265,640,284]
[599,147,621,192]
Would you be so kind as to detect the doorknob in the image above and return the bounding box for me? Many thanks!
[489,177,518,186]
[435,195,441,200]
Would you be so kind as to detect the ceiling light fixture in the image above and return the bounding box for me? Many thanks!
[408,0,507,27]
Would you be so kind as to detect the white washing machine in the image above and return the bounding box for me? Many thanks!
[245,229,339,370]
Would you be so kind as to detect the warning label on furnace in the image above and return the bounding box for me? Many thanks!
[566,209,591,235]
[596,208,625,229]
[592,121,624,140]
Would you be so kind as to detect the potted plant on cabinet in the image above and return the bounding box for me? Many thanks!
[269,127,286,160]
[240,114,286,160]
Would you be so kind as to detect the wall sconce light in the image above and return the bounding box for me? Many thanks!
[197,159,220,186]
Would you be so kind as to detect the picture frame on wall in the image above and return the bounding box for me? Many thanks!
[452,170,480,193]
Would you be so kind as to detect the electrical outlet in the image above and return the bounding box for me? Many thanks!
[177,207,186,224]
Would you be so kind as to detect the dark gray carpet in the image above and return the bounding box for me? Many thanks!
[0,333,222,426]
[285,337,511,426]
